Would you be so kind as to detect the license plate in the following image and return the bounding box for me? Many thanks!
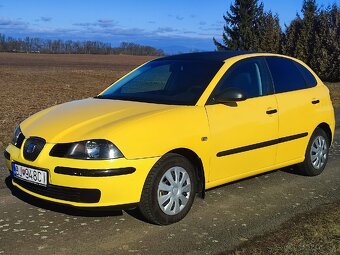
[12,163,48,186]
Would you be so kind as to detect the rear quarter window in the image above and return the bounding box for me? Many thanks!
[266,57,310,93]
[294,62,317,88]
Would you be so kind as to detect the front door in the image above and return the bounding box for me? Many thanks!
[205,57,279,182]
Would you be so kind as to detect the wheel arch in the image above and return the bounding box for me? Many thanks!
[316,122,333,143]
[167,148,205,198]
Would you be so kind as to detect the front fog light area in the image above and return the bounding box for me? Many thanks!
[11,126,25,148]
[50,139,124,160]
[12,126,21,145]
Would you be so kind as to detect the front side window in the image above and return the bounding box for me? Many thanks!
[266,57,310,93]
[98,60,223,105]
[209,57,273,102]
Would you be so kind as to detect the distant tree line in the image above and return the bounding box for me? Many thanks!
[214,0,340,82]
[0,35,164,56]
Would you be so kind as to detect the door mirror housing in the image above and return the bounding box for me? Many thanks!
[214,87,247,104]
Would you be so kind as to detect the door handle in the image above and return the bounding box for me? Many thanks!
[312,99,320,105]
[266,109,277,115]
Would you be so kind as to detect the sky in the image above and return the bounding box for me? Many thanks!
[0,0,339,53]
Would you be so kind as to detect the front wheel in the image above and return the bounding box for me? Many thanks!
[139,153,196,225]
[297,128,330,176]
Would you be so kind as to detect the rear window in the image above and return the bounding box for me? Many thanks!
[266,57,309,93]
[294,62,317,88]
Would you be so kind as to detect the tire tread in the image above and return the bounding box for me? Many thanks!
[297,127,330,176]
[139,153,196,225]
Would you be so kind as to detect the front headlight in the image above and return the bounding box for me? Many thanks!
[50,139,124,160]
[12,126,25,148]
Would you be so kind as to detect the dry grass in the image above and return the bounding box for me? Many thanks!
[223,201,340,255]
[326,82,340,107]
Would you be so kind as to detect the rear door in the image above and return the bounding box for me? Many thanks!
[205,57,279,182]
[265,57,319,164]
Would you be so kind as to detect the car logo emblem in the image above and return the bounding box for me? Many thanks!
[27,143,36,154]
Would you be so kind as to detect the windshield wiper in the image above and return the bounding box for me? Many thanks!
[93,95,104,99]
[93,95,135,101]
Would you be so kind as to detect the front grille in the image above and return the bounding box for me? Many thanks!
[23,137,46,161]
[13,177,101,203]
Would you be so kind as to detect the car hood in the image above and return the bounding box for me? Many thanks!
[20,98,176,143]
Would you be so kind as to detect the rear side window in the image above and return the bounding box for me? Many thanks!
[266,57,309,93]
[294,62,317,88]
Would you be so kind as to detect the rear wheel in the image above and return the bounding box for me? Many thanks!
[139,153,196,225]
[297,128,330,176]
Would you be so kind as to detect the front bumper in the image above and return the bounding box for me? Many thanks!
[5,143,159,207]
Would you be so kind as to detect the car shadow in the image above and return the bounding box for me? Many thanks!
[4,164,306,222]
[4,175,156,224]
[5,176,125,217]
[280,165,312,176]
[205,165,309,193]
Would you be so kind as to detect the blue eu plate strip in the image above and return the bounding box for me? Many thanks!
[11,163,17,175]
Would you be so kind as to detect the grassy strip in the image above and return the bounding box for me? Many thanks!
[326,82,340,107]
[222,201,340,255]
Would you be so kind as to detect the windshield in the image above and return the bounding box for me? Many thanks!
[98,59,223,105]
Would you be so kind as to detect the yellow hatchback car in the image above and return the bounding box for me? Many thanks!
[4,52,335,225]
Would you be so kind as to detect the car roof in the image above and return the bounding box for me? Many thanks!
[156,51,253,62]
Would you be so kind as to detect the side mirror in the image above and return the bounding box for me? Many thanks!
[214,87,247,104]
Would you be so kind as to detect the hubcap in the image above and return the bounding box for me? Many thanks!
[157,166,191,216]
[310,136,328,170]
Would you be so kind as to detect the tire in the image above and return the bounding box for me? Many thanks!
[297,128,330,176]
[139,153,196,225]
